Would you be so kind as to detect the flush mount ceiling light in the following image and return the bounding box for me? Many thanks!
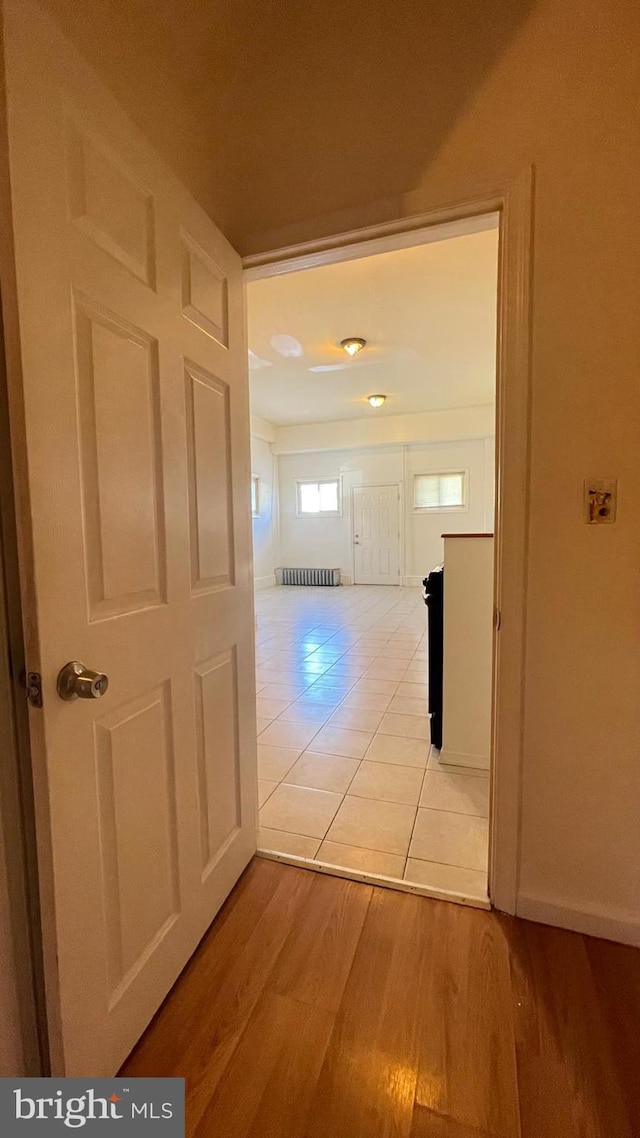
[340,337,367,357]
[367,394,386,408]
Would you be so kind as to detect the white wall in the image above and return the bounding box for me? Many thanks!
[273,404,495,456]
[278,448,399,582]
[442,535,494,769]
[277,435,493,584]
[250,428,279,588]
[404,439,493,583]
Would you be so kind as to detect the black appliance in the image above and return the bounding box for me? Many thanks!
[423,567,444,749]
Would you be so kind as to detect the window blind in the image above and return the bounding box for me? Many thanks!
[414,471,466,510]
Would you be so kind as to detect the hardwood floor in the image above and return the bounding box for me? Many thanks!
[121,858,639,1137]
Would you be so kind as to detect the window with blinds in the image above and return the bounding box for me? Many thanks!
[413,471,467,511]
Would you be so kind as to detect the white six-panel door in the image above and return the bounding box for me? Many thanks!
[2,0,257,1074]
[352,485,401,585]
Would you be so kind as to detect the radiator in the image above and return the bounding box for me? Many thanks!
[277,567,341,587]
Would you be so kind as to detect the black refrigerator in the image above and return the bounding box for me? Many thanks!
[423,567,444,749]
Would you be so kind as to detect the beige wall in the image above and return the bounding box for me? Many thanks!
[36,0,640,937]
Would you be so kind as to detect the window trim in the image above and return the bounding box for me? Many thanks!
[295,477,342,517]
[251,473,260,518]
[412,468,469,513]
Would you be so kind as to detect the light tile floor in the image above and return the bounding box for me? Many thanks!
[255,584,489,901]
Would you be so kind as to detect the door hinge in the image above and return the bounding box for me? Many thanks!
[26,671,43,708]
[493,608,502,631]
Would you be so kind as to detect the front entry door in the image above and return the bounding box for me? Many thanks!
[2,0,257,1074]
[353,485,401,585]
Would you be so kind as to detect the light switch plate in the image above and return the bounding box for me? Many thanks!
[584,479,617,524]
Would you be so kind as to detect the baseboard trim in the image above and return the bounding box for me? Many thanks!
[516,892,640,947]
[254,574,276,590]
[440,747,489,771]
[403,575,424,587]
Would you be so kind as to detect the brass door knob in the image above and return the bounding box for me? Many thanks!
[57,661,109,701]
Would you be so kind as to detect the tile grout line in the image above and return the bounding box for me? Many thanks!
[403,753,432,880]
[257,586,470,882]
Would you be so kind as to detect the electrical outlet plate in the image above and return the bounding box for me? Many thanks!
[584,479,617,524]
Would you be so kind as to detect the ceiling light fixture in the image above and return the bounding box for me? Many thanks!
[367,394,386,408]
[340,337,367,357]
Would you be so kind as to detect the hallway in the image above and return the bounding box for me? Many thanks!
[122,857,640,1137]
[255,585,489,900]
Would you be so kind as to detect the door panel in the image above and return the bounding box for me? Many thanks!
[194,649,242,880]
[181,231,229,346]
[185,361,234,590]
[2,0,257,1074]
[95,683,180,996]
[66,116,157,288]
[74,297,167,617]
[353,485,401,585]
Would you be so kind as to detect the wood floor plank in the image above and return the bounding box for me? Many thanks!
[123,859,316,1131]
[584,937,640,1129]
[121,859,640,1138]
[192,872,373,1137]
[304,887,429,1138]
[123,857,285,1077]
[411,1106,493,1137]
[505,916,633,1138]
[413,904,520,1138]
[194,992,334,1138]
[269,871,373,1013]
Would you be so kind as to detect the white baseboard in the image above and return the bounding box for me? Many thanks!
[516,892,640,947]
[403,575,425,587]
[439,747,489,771]
[254,574,276,590]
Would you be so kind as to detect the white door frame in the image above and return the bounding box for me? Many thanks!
[244,170,534,914]
[351,482,402,586]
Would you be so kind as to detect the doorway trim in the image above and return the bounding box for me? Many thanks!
[351,482,402,586]
[244,169,534,914]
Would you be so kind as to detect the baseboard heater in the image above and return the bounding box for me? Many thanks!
[276,567,341,586]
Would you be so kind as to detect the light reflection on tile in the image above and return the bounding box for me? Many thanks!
[254,585,488,895]
[309,725,373,760]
